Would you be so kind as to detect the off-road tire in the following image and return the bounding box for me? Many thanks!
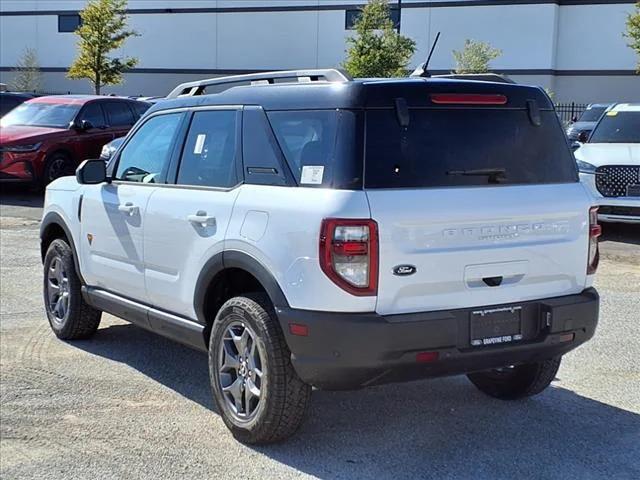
[209,293,311,444]
[43,239,101,339]
[467,357,562,400]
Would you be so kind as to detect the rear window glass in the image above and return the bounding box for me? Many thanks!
[365,109,577,189]
[267,110,362,189]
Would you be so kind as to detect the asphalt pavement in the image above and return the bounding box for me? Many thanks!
[1,187,639,480]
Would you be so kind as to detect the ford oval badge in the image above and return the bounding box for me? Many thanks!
[393,265,416,276]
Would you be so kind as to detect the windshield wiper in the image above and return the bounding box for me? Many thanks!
[447,168,507,184]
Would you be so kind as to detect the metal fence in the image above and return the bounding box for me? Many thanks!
[555,102,588,125]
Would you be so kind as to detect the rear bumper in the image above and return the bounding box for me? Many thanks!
[278,288,599,390]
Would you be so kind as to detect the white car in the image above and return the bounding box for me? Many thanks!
[575,103,640,224]
[40,70,600,444]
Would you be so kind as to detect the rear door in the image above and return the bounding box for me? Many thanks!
[103,100,137,140]
[143,107,242,320]
[364,100,591,315]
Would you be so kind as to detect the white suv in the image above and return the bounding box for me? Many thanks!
[41,70,600,444]
[575,103,640,224]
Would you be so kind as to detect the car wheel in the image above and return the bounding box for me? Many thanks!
[467,357,561,400]
[43,239,101,339]
[209,293,311,444]
[43,153,74,187]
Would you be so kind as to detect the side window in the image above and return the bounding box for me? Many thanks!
[177,110,239,188]
[242,106,289,186]
[104,101,135,127]
[114,113,183,183]
[78,103,106,128]
[131,102,150,120]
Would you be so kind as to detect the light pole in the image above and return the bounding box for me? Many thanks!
[397,0,402,32]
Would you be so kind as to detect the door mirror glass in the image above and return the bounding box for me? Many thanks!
[76,159,107,184]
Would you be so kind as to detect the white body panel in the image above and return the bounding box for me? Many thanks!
[575,143,640,224]
[143,186,240,319]
[366,184,592,315]
[225,185,375,313]
[79,183,156,302]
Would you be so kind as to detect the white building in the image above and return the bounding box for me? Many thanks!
[0,0,638,102]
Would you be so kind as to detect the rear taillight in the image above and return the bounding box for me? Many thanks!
[319,218,378,296]
[587,206,602,275]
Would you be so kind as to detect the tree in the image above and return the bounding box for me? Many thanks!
[10,48,42,92]
[624,2,640,73]
[67,0,138,94]
[452,39,502,74]
[343,0,416,78]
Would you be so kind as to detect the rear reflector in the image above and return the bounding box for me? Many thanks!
[289,323,309,337]
[416,351,439,363]
[587,206,601,275]
[430,93,508,105]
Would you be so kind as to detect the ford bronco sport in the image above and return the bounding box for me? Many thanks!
[40,69,600,444]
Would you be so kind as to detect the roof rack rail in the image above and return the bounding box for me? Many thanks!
[166,68,352,99]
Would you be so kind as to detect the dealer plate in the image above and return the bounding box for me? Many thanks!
[470,306,523,347]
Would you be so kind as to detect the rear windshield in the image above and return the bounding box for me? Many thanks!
[578,106,606,122]
[364,108,577,189]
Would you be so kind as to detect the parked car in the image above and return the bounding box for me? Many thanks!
[575,103,640,223]
[565,103,612,141]
[0,92,35,117]
[99,136,125,161]
[0,95,149,186]
[40,70,600,444]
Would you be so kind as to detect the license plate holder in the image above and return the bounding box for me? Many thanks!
[470,306,523,347]
[627,184,640,197]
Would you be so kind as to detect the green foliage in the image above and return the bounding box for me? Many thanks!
[624,2,640,73]
[67,0,138,94]
[452,39,502,74]
[343,0,416,78]
[10,48,42,92]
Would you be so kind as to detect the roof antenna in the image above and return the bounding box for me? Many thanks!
[410,32,441,78]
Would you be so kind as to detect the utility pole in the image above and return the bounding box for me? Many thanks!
[397,0,402,32]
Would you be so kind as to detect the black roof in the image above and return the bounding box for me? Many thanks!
[149,77,552,115]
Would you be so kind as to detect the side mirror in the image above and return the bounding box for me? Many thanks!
[76,119,94,131]
[76,159,107,185]
[577,130,591,143]
[571,116,578,123]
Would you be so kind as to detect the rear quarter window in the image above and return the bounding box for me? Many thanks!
[365,108,577,189]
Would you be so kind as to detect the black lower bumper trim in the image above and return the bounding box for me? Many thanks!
[277,289,599,390]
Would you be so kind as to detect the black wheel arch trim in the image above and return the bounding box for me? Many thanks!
[40,211,86,284]
[193,250,290,325]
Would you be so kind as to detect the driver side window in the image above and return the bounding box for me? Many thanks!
[115,113,182,183]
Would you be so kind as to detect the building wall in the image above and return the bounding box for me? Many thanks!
[0,0,638,102]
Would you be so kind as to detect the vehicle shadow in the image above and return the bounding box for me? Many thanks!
[0,184,43,208]
[600,222,640,246]
[74,321,640,480]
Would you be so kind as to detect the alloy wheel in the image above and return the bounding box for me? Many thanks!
[47,257,70,326]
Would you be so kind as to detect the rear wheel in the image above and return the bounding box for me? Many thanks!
[43,239,101,339]
[209,294,311,444]
[467,357,561,400]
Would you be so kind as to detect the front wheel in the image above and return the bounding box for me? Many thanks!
[42,153,74,187]
[209,294,311,444]
[467,357,561,400]
[43,239,101,339]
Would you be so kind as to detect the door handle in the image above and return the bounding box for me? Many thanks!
[118,202,139,216]
[187,211,216,227]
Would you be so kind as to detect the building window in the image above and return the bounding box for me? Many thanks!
[58,14,81,33]
[345,7,399,30]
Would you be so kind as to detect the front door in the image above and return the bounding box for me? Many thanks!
[74,101,113,161]
[144,108,242,319]
[79,111,186,303]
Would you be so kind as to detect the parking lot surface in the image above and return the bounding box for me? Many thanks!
[1,188,639,480]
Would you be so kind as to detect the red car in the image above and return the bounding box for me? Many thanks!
[0,95,149,186]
